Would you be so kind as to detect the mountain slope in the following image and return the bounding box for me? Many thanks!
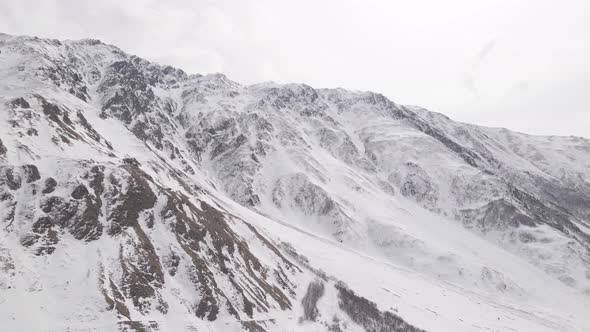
[0,33,589,331]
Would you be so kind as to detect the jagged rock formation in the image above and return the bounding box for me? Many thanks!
[1,33,590,331]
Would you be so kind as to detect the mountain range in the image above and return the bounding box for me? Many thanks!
[1,33,589,331]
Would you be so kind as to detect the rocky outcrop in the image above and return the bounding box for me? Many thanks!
[0,159,301,323]
[0,138,6,156]
[301,280,325,322]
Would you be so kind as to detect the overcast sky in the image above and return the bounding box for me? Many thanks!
[1,0,589,137]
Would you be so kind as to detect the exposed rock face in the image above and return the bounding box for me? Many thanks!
[23,165,40,183]
[0,33,589,332]
[301,280,325,321]
[0,166,22,191]
[272,173,357,241]
[1,159,300,326]
[42,177,57,194]
[0,138,6,156]
[461,198,536,231]
[396,162,439,210]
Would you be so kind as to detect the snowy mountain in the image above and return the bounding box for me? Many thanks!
[1,33,589,331]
